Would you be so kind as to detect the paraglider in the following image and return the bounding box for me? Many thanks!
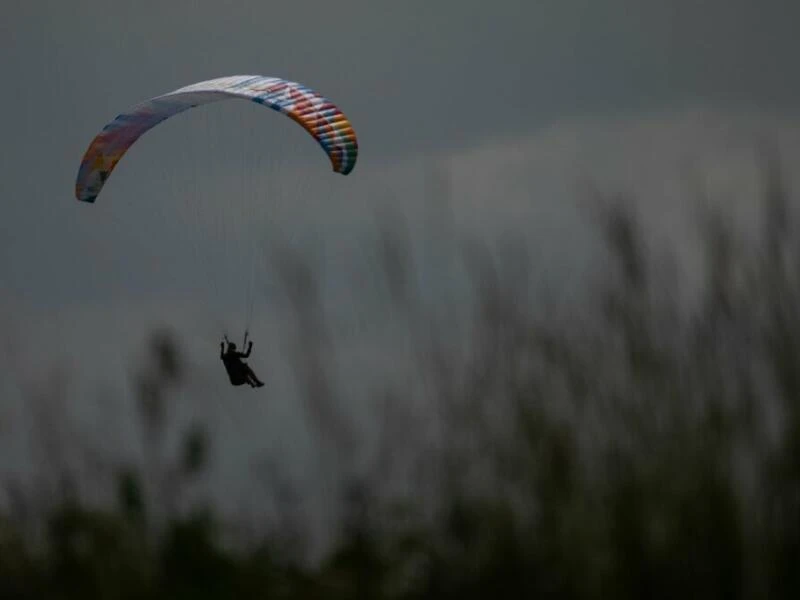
[220,335,264,388]
[74,75,358,388]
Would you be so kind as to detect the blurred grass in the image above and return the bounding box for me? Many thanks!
[2,151,800,598]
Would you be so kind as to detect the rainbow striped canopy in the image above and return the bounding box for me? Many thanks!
[75,75,358,203]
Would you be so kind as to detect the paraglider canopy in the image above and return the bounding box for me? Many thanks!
[75,75,359,203]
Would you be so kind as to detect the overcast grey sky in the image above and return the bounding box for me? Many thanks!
[4,0,800,163]
[2,0,798,301]
[2,0,800,527]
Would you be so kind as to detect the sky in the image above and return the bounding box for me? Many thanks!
[2,0,800,535]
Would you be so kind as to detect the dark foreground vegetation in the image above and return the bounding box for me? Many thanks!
[3,155,800,598]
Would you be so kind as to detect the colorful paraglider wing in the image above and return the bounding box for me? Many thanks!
[75,75,358,203]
